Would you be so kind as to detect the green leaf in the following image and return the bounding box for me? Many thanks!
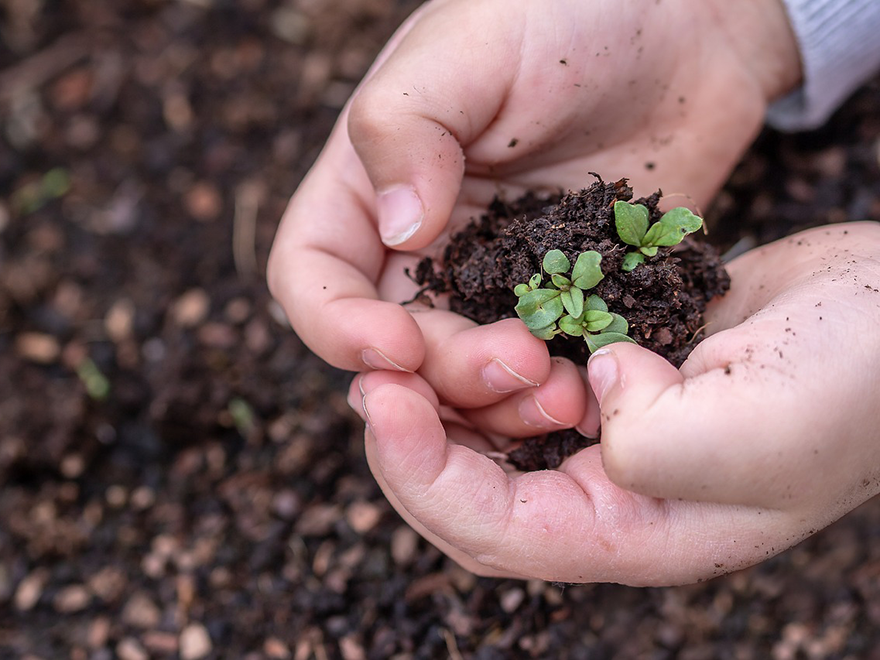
[76,358,110,401]
[571,251,604,290]
[560,286,584,318]
[614,201,650,247]
[551,274,572,289]
[514,283,530,297]
[602,313,629,335]
[660,206,703,233]
[586,332,637,352]
[642,207,703,247]
[583,310,613,333]
[622,252,645,271]
[543,249,570,274]
[584,294,608,312]
[515,289,564,330]
[639,246,658,257]
[530,324,559,340]
[558,314,584,337]
[529,273,542,289]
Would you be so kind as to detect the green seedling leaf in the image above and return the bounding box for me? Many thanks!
[76,358,110,401]
[558,314,584,337]
[585,331,637,353]
[603,313,629,335]
[639,246,658,257]
[515,288,563,330]
[583,309,613,333]
[560,286,584,318]
[660,206,703,233]
[551,274,572,289]
[530,324,559,340]
[514,283,530,297]
[543,249,570,274]
[229,397,256,437]
[622,252,645,271]
[571,251,604,290]
[614,201,650,247]
[585,294,608,312]
[643,207,703,247]
[529,273,542,289]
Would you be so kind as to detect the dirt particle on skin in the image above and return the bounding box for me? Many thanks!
[508,138,519,148]
[559,59,568,65]
[645,162,655,170]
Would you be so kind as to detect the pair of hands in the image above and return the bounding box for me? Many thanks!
[269,0,880,585]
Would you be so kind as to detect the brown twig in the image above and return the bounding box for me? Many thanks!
[233,180,264,281]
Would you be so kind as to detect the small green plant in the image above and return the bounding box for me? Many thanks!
[614,201,703,271]
[514,250,636,352]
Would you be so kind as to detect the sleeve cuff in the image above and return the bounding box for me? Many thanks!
[767,0,880,131]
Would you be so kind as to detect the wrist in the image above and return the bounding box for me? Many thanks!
[705,0,803,104]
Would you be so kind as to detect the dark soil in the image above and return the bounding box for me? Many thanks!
[415,176,730,368]
[414,177,730,470]
[2,1,880,658]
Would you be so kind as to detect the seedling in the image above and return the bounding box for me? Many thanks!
[514,249,636,352]
[613,201,703,271]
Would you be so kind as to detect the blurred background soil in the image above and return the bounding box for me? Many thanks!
[1,1,879,658]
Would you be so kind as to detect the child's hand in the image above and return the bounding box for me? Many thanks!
[350,223,880,585]
[268,0,800,416]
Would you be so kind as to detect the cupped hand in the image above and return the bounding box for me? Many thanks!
[350,223,880,585]
[268,0,800,419]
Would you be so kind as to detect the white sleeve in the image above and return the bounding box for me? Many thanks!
[766,0,880,131]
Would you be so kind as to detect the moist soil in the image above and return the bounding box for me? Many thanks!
[414,177,730,470]
[2,1,880,658]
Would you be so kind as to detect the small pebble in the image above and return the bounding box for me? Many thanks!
[116,637,148,660]
[121,592,161,629]
[172,289,210,328]
[15,332,60,363]
[263,637,291,659]
[345,500,382,534]
[14,570,47,611]
[500,588,526,614]
[180,623,212,660]
[53,584,91,613]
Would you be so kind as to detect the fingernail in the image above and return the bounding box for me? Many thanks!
[362,392,374,430]
[575,422,600,440]
[377,185,424,246]
[587,348,618,406]
[362,347,410,372]
[518,396,565,429]
[482,358,539,393]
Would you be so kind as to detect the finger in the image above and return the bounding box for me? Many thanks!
[414,315,551,408]
[363,383,814,585]
[462,357,587,438]
[347,370,441,424]
[586,339,828,508]
[346,3,519,250]
[268,133,427,373]
[363,423,526,579]
[575,365,602,439]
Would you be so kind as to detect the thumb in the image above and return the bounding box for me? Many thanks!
[586,341,816,507]
[346,4,517,250]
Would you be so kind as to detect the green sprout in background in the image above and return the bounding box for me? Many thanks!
[76,358,110,401]
[514,249,636,353]
[12,167,71,215]
[614,201,703,271]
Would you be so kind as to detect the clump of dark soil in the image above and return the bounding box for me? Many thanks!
[414,176,731,470]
